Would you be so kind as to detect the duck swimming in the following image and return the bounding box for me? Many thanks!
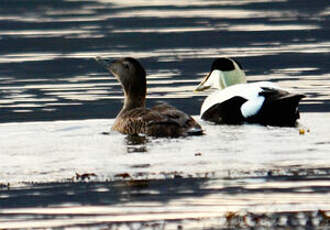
[96,56,203,137]
[194,57,305,127]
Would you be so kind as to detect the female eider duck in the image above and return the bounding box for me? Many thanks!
[96,56,203,137]
[194,57,305,127]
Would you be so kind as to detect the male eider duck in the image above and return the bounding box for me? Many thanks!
[96,56,203,137]
[194,57,305,127]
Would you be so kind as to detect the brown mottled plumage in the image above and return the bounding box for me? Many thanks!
[95,57,203,137]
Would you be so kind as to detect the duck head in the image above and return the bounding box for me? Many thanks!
[194,57,246,91]
[96,56,147,109]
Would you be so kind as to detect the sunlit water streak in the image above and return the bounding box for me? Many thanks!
[0,0,329,228]
[0,113,329,184]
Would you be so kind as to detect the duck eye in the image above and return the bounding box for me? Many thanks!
[123,62,129,69]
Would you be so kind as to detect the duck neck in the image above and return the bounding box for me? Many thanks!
[119,89,146,115]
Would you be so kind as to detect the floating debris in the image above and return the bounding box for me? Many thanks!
[127,179,149,188]
[75,172,97,181]
[131,164,151,168]
[0,182,10,189]
[299,128,306,135]
[174,174,183,179]
[114,173,131,179]
[299,128,310,135]
[100,131,110,135]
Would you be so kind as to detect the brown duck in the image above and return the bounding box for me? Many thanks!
[95,57,203,137]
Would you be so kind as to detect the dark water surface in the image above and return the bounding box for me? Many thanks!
[0,0,330,229]
[0,0,329,123]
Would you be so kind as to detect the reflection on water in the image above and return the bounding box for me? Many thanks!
[126,134,148,153]
[0,0,330,228]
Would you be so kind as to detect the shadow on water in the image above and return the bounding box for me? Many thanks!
[1,166,329,209]
[0,169,329,228]
[0,178,207,208]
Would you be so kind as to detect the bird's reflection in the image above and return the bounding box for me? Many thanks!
[125,134,148,153]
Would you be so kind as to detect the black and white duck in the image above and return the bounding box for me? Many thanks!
[194,57,305,127]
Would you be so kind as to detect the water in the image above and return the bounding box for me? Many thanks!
[0,0,330,229]
[0,114,329,229]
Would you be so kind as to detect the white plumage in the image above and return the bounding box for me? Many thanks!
[195,58,305,126]
[201,82,282,118]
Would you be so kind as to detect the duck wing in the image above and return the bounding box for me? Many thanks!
[246,86,305,126]
[201,96,247,124]
[200,83,263,123]
[112,107,151,135]
[259,86,305,102]
[113,104,203,137]
[147,103,203,137]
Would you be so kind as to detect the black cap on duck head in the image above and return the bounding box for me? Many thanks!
[211,57,243,71]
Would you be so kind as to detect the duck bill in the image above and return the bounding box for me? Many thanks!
[95,56,113,69]
[194,72,212,92]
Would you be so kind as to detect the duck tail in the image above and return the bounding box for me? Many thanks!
[276,93,305,121]
[258,90,305,126]
[186,126,204,136]
[185,119,204,136]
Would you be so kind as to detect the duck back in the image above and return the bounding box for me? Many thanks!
[113,103,203,137]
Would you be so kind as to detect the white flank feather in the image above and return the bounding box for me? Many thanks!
[240,96,265,118]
